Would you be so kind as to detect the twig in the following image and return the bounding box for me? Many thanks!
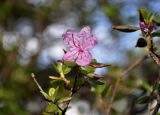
[31,73,44,92]
[106,56,147,115]
[61,67,79,115]
[152,103,160,115]
[31,73,64,113]
[150,68,160,115]
[60,72,70,85]
[145,35,160,66]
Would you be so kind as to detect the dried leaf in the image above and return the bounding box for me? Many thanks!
[112,26,140,32]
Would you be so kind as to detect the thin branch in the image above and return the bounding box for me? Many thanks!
[152,103,160,115]
[145,35,160,66]
[31,73,44,92]
[61,67,80,114]
[106,56,147,115]
[150,68,160,115]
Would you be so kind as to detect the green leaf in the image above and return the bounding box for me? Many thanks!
[49,88,55,97]
[139,8,158,24]
[44,87,59,102]
[63,60,76,67]
[89,78,105,85]
[45,104,59,113]
[54,63,71,74]
[57,97,72,104]
[62,65,71,75]
[96,84,111,96]
[55,63,63,73]
[139,8,148,22]
[112,26,140,32]
[80,66,95,74]
[142,81,152,92]
[153,13,160,26]
[136,96,150,104]
[51,87,59,102]
[135,38,147,48]
[152,31,160,37]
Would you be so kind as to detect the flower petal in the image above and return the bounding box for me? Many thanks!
[76,50,92,66]
[62,29,76,47]
[79,26,98,50]
[80,26,91,36]
[83,35,98,50]
[63,48,79,61]
[62,29,82,48]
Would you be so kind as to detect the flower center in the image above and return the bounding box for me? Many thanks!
[78,47,84,52]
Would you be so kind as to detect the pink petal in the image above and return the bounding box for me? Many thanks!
[84,35,98,50]
[62,29,76,47]
[76,50,92,66]
[62,29,81,48]
[79,26,98,50]
[63,48,79,61]
[80,26,91,36]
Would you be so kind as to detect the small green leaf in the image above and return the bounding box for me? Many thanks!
[55,63,63,73]
[154,20,160,26]
[152,31,160,37]
[136,96,150,104]
[49,88,55,97]
[142,81,152,92]
[112,26,140,32]
[63,60,76,67]
[45,104,59,113]
[62,65,71,75]
[139,8,148,22]
[52,87,59,101]
[95,80,105,85]
[96,84,111,96]
[57,97,72,103]
[80,66,95,74]
[89,78,105,85]
[135,38,147,48]
[54,63,71,74]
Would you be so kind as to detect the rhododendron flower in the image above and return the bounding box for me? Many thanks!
[62,26,98,66]
[139,21,154,33]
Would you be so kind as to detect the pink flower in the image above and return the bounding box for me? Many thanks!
[62,26,98,66]
[139,21,154,33]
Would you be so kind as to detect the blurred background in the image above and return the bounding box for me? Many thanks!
[0,0,160,115]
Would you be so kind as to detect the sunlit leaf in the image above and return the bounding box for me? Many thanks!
[49,88,55,97]
[62,65,71,75]
[63,60,76,67]
[56,63,63,73]
[51,87,59,102]
[139,8,148,22]
[80,66,95,74]
[44,104,59,114]
[57,97,72,104]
